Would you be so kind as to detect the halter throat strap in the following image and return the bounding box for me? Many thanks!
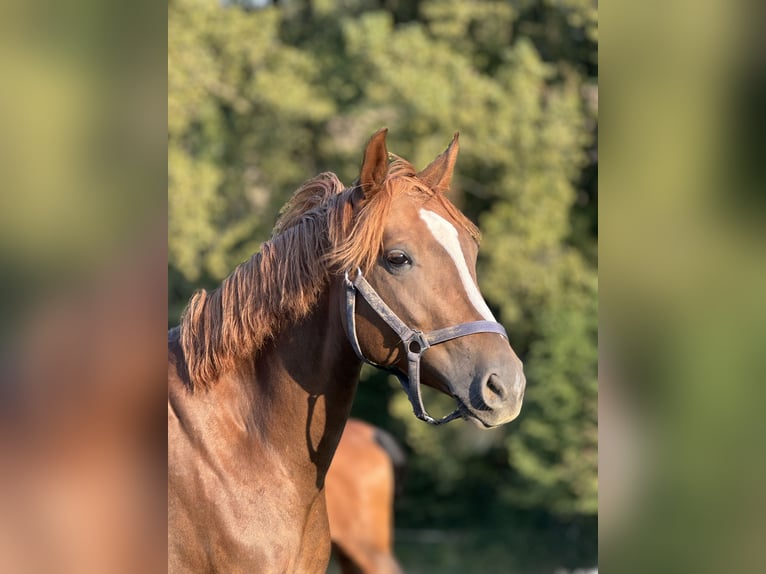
[344,269,508,425]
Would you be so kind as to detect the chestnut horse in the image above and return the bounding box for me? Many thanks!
[327,419,406,574]
[168,129,525,573]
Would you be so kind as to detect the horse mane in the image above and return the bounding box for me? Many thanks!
[179,159,480,390]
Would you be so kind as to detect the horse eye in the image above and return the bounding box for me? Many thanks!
[386,250,410,267]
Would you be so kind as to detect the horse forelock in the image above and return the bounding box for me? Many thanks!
[178,159,479,390]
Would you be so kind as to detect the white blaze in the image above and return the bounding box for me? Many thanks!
[419,209,496,322]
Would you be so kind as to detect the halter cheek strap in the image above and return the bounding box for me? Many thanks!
[344,269,508,425]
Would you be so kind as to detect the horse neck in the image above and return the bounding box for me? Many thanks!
[227,279,361,488]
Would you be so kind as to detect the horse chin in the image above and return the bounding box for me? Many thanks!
[455,398,522,429]
[455,400,500,429]
[465,414,498,429]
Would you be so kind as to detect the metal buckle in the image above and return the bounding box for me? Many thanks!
[404,330,429,356]
[343,268,363,289]
[343,268,361,290]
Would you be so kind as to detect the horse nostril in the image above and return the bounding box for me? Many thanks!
[484,373,506,402]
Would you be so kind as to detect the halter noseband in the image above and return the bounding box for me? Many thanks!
[344,269,508,425]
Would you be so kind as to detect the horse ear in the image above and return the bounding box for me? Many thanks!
[417,132,459,193]
[358,128,389,197]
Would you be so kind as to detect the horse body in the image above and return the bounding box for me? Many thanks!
[168,289,360,573]
[327,419,405,574]
[168,129,525,573]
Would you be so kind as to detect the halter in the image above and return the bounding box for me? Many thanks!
[344,269,508,425]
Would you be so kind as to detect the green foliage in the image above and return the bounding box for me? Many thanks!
[505,275,598,514]
[169,0,337,281]
[169,0,598,550]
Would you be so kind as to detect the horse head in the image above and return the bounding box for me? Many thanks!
[341,129,525,428]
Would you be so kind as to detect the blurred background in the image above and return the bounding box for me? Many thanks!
[168,1,597,572]
[0,0,167,571]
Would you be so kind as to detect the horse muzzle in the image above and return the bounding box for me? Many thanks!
[450,359,526,428]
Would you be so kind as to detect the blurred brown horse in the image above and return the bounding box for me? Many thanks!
[327,419,406,574]
[168,129,525,572]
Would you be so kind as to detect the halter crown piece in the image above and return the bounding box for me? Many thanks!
[344,268,509,425]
